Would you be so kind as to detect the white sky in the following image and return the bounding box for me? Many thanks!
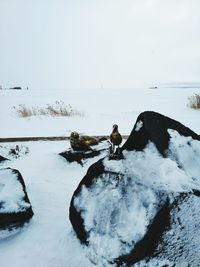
[0,0,200,89]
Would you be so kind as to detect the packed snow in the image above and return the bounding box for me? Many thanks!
[0,86,200,267]
[104,142,195,193]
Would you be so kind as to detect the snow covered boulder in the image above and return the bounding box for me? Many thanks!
[122,111,200,156]
[0,168,33,237]
[69,112,200,266]
[70,155,173,265]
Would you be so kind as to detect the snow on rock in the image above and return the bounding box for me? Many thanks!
[135,120,143,132]
[154,193,200,266]
[70,111,200,266]
[168,129,200,186]
[0,168,30,213]
[60,140,110,166]
[0,144,29,160]
[73,168,168,265]
[0,168,33,238]
[122,111,200,155]
[104,144,194,193]
[70,153,171,265]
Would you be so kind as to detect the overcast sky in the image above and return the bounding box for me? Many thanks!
[0,0,200,89]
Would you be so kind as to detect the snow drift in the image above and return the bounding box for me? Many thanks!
[70,111,200,266]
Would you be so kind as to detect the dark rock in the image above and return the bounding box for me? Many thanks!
[0,168,33,235]
[98,137,108,142]
[122,111,200,156]
[109,147,124,160]
[59,149,101,166]
[69,111,200,266]
[60,140,110,165]
[152,191,200,266]
[115,199,171,266]
[0,155,8,162]
[69,158,170,261]
[69,159,105,243]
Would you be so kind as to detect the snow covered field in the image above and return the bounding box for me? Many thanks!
[0,86,200,267]
[0,86,200,138]
[0,141,101,267]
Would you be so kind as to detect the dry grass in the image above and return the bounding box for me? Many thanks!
[188,94,200,110]
[13,101,84,118]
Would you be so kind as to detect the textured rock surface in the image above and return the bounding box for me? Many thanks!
[60,140,110,165]
[122,111,200,155]
[59,149,101,166]
[69,111,200,266]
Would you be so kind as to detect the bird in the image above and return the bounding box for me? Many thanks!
[110,124,122,154]
[70,131,99,151]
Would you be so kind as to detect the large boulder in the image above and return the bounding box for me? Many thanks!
[0,168,33,238]
[122,111,200,155]
[70,158,172,265]
[69,111,200,266]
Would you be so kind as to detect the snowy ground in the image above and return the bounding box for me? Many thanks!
[0,86,199,138]
[0,141,100,267]
[0,86,200,267]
